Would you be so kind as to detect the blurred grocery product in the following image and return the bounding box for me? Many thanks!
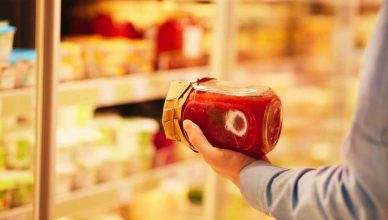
[128,178,190,220]
[54,110,162,196]
[117,117,159,173]
[0,60,13,89]
[56,131,77,165]
[60,41,85,81]
[0,21,9,27]
[0,24,16,61]
[237,3,293,61]
[156,15,206,70]
[57,105,94,130]
[66,1,210,71]
[92,114,122,146]
[152,130,176,167]
[61,37,153,80]
[0,174,13,211]
[64,213,124,220]
[9,49,36,88]
[0,171,33,210]
[3,117,34,170]
[72,155,99,190]
[0,148,5,171]
[7,171,33,207]
[0,48,36,90]
[281,86,334,118]
[293,10,335,81]
[90,14,143,39]
[95,148,127,182]
[56,163,75,196]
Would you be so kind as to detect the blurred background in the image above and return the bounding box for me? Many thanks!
[0,0,381,219]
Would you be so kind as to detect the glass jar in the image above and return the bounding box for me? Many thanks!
[163,78,282,159]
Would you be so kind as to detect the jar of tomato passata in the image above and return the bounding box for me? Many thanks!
[162,78,282,159]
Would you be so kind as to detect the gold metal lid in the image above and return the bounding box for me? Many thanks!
[162,80,194,149]
[162,78,217,151]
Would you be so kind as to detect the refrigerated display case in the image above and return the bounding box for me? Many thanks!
[0,0,380,219]
[1,0,212,219]
[217,1,379,220]
[0,1,37,219]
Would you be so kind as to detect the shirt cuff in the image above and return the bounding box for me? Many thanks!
[239,160,287,213]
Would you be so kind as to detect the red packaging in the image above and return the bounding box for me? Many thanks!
[156,16,204,70]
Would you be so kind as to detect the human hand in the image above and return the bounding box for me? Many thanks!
[183,120,268,187]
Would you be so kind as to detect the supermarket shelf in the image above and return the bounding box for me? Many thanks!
[0,67,208,116]
[178,0,339,4]
[0,159,203,219]
[235,0,343,5]
[0,205,32,220]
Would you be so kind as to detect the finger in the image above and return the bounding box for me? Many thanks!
[261,155,270,163]
[183,120,223,158]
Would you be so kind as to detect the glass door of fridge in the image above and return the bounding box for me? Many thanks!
[0,0,44,219]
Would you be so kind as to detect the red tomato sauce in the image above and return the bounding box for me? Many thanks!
[182,89,282,159]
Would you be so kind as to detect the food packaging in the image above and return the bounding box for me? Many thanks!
[72,157,98,190]
[4,128,34,170]
[156,15,205,70]
[59,41,85,81]
[92,114,123,146]
[56,130,77,164]
[163,78,282,159]
[0,147,6,171]
[117,118,158,173]
[95,148,126,182]
[56,163,75,196]
[0,174,14,210]
[7,171,33,207]
[9,49,36,88]
[0,25,16,61]
[0,60,14,90]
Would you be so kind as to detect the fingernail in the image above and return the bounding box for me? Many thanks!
[183,120,193,131]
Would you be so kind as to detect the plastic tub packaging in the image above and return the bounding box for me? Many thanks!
[7,171,33,207]
[0,60,13,89]
[0,174,14,211]
[0,21,9,27]
[0,147,6,171]
[163,78,282,159]
[4,128,34,170]
[95,148,127,182]
[56,163,75,196]
[71,128,101,161]
[59,41,85,81]
[0,25,16,61]
[117,118,159,173]
[72,157,98,190]
[9,49,37,88]
[56,130,77,164]
[92,114,123,146]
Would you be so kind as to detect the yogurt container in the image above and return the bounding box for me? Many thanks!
[0,25,16,61]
